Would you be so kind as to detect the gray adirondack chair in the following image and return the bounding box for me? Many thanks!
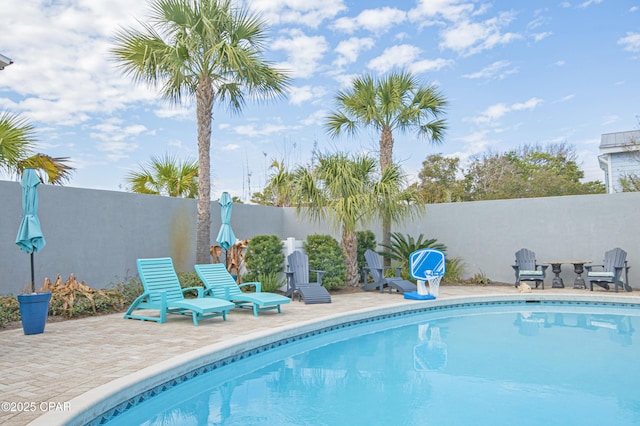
[512,248,548,289]
[285,251,331,304]
[362,249,417,294]
[586,247,631,292]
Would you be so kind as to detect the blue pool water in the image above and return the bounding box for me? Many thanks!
[102,302,640,425]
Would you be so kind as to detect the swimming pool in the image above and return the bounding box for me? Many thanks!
[96,301,640,425]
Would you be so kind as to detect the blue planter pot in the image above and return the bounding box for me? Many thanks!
[17,292,52,335]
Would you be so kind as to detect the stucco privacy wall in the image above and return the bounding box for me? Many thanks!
[1,179,639,295]
[1,181,283,295]
[282,192,640,288]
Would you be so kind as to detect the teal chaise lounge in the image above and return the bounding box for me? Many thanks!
[195,263,290,316]
[125,257,235,326]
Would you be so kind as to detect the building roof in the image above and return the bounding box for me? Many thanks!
[600,130,640,150]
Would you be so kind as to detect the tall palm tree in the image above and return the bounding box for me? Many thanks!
[0,111,73,184]
[112,0,290,264]
[127,153,198,197]
[293,152,421,287]
[325,71,447,265]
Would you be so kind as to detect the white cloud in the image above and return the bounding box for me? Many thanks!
[288,85,327,105]
[462,60,518,80]
[527,14,548,30]
[300,109,328,126]
[578,0,603,8]
[618,32,640,52]
[439,12,521,56]
[248,0,346,28]
[367,44,453,73]
[220,144,240,152]
[408,0,474,23]
[154,105,194,120]
[333,37,375,68]
[555,94,575,103]
[471,97,543,124]
[332,7,406,34]
[272,29,329,78]
[410,58,454,74]
[453,130,492,162]
[367,44,421,73]
[631,6,639,12]
[233,123,293,137]
[0,1,155,126]
[531,31,552,42]
[512,97,543,111]
[601,115,620,126]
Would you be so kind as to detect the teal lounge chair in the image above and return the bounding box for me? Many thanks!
[195,263,291,316]
[125,258,235,326]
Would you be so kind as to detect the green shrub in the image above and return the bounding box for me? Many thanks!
[109,277,143,306]
[0,295,20,328]
[444,257,466,283]
[244,234,285,283]
[177,271,204,297]
[304,234,346,290]
[356,230,376,280]
[257,272,286,293]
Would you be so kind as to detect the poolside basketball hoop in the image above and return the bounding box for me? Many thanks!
[405,248,445,300]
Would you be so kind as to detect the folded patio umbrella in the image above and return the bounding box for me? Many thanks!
[15,168,46,293]
[216,192,236,268]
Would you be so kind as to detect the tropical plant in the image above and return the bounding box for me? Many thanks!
[257,271,285,293]
[443,257,465,283]
[243,235,285,283]
[379,232,447,280]
[356,230,376,281]
[251,160,297,206]
[292,152,420,286]
[0,111,73,184]
[325,71,447,265]
[127,153,198,198]
[111,0,290,264]
[304,234,346,290]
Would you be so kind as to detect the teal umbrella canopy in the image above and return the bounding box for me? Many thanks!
[216,192,236,251]
[15,168,46,293]
[16,168,46,254]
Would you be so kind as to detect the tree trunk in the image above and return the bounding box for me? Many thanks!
[341,229,359,287]
[195,78,214,265]
[379,125,394,267]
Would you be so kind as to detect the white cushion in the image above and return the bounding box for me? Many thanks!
[588,272,614,278]
[519,270,543,276]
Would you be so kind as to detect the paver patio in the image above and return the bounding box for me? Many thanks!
[1,284,637,426]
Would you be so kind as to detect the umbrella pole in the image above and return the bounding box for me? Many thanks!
[30,252,35,293]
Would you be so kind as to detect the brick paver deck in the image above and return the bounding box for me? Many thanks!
[1,285,637,425]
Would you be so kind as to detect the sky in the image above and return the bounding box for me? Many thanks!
[1,0,639,202]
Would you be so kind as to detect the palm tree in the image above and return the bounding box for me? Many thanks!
[325,71,447,265]
[127,153,198,197]
[112,0,290,264]
[0,111,73,184]
[293,152,421,287]
[252,160,297,206]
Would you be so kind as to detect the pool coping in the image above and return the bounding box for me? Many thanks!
[30,293,640,426]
